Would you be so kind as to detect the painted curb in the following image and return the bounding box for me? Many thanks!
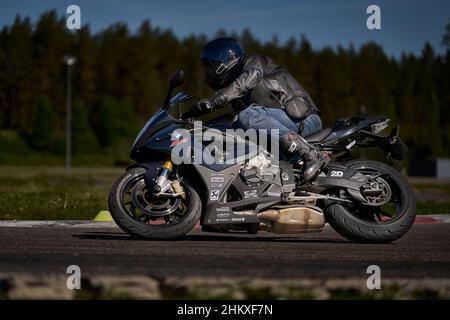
[0,220,118,228]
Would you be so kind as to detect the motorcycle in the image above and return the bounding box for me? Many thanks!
[108,70,416,243]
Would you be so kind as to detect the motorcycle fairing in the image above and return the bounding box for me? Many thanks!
[193,160,295,225]
[321,117,387,143]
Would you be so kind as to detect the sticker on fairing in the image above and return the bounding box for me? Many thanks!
[210,190,220,201]
[211,183,224,188]
[243,190,258,199]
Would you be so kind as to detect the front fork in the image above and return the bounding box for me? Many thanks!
[154,158,173,193]
[154,158,185,199]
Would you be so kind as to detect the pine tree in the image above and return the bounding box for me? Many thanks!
[121,20,163,117]
[27,97,56,150]
[72,100,98,154]
[442,21,450,49]
[96,96,138,147]
[3,15,34,132]
[74,26,97,110]
[32,11,71,127]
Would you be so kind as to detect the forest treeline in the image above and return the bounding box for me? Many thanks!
[0,11,449,164]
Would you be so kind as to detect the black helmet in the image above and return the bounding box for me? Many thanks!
[200,37,244,90]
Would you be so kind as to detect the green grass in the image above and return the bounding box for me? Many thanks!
[382,201,450,215]
[0,152,132,167]
[416,200,450,215]
[0,166,449,220]
[413,183,450,193]
[0,167,122,220]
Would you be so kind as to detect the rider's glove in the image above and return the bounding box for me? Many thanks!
[182,99,214,119]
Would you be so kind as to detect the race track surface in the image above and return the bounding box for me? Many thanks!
[0,224,449,279]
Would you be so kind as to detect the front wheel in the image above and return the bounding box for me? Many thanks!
[108,166,201,239]
[325,160,416,243]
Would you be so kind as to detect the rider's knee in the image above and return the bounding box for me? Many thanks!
[237,108,254,129]
[238,106,264,125]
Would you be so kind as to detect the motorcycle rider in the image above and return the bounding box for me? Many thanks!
[183,37,330,181]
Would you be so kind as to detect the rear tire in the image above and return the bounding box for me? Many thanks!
[325,160,416,243]
[108,167,201,239]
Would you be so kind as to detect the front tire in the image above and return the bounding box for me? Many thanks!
[325,160,416,243]
[108,167,201,239]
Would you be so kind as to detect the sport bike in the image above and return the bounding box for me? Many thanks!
[109,70,415,243]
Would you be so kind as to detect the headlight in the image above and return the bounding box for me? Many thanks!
[371,119,390,134]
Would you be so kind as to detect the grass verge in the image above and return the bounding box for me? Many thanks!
[0,166,448,220]
[0,167,121,220]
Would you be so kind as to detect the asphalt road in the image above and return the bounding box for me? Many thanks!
[0,224,449,279]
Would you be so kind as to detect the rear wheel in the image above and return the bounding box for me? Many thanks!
[108,166,201,239]
[325,160,416,243]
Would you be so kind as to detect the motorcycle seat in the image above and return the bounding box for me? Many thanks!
[305,128,332,143]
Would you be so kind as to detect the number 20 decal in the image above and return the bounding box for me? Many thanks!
[330,170,344,177]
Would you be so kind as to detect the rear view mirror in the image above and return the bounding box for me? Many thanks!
[169,70,184,89]
[163,70,185,108]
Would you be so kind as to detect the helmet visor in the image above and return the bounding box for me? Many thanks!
[201,59,223,90]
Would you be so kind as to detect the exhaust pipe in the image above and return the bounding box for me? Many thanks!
[257,207,325,234]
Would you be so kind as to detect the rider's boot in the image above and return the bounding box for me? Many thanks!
[280,131,331,181]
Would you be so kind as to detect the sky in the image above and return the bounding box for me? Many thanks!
[0,0,448,58]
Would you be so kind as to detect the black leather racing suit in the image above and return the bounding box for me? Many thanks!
[207,53,320,124]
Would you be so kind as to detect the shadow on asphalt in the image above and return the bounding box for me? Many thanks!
[73,231,350,244]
